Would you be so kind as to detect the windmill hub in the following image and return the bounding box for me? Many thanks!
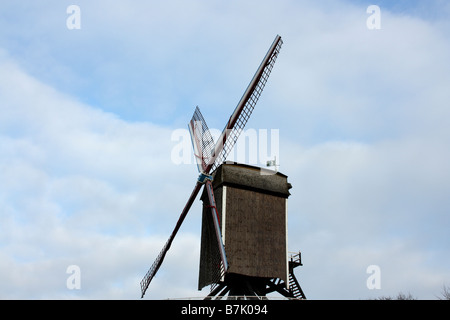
[197,172,213,184]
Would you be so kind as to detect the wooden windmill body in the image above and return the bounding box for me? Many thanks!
[199,163,305,299]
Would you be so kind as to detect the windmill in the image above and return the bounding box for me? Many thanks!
[140,35,305,299]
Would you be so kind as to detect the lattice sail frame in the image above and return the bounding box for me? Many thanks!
[210,36,283,172]
[189,108,229,284]
[188,106,216,172]
[140,239,170,297]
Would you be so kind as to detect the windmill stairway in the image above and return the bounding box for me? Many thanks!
[288,252,306,299]
[204,250,306,300]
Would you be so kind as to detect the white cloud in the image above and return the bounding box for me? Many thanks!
[1,0,449,300]
[0,49,203,299]
[284,137,450,299]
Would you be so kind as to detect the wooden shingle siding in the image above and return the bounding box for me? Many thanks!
[225,187,287,281]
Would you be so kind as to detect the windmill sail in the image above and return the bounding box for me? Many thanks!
[209,35,283,172]
[204,180,228,275]
[140,35,283,298]
[140,182,203,298]
[188,106,216,172]
[188,107,228,277]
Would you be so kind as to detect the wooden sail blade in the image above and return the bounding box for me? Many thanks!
[188,106,216,172]
[140,182,202,298]
[204,180,228,274]
[208,35,283,173]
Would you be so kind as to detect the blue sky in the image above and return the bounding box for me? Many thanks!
[1,0,450,299]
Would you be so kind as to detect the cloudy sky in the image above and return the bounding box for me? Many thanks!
[1,0,449,299]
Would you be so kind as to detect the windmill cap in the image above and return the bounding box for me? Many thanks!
[208,162,291,198]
